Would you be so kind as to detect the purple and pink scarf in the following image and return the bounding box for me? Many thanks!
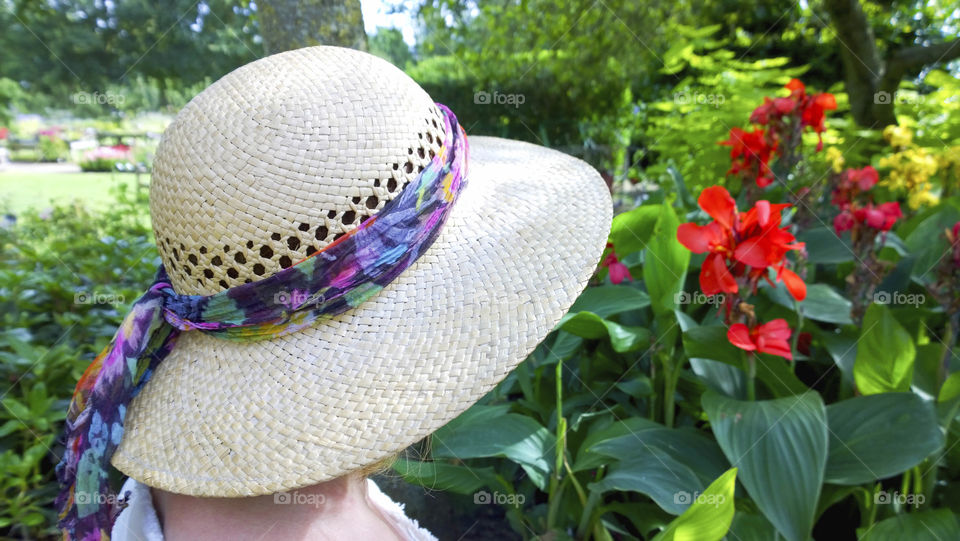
[55,104,468,540]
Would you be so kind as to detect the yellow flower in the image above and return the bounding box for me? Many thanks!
[907,182,940,209]
[882,125,914,148]
[938,146,960,186]
[879,146,940,209]
[825,147,845,173]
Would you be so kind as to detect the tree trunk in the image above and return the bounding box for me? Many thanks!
[259,0,367,55]
[825,0,960,128]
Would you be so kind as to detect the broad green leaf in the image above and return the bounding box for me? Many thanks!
[588,447,704,515]
[798,284,854,325]
[433,408,555,489]
[574,417,662,472]
[766,283,852,325]
[703,391,828,541]
[940,372,960,404]
[819,327,859,384]
[652,468,738,541]
[532,330,583,366]
[437,404,511,431]
[857,509,960,540]
[568,284,651,318]
[392,458,498,495]
[644,204,690,316]
[609,204,661,255]
[854,303,916,395]
[938,371,960,427]
[796,227,854,263]
[825,393,943,484]
[753,355,810,397]
[678,314,747,398]
[724,512,779,541]
[904,207,960,285]
[690,358,747,399]
[913,342,946,397]
[590,427,729,487]
[559,311,651,352]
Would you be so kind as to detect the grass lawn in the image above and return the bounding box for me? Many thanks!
[0,170,146,213]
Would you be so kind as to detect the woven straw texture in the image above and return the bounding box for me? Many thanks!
[112,46,612,497]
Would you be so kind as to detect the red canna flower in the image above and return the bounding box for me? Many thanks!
[677,186,806,301]
[855,201,902,232]
[751,79,837,152]
[720,127,778,187]
[948,222,960,268]
[801,93,837,150]
[750,96,799,125]
[785,78,805,96]
[677,187,738,295]
[727,319,794,360]
[602,243,633,284]
[831,166,902,235]
[833,210,856,234]
[832,166,879,208]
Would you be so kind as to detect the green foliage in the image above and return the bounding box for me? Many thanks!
[857,509,960,540]
[3,2,960,538]
[37,135,68,162]
[0,77,23,125]
[652,468,737,541]
[643,204,689,317]
[637,25,809,195]
[78,156,123,173]
[0,185,156,537]
[399,60,960,538]
[825,393,943,485]
[854,303,917,395]
[704,391,828,541]
[369,27,414,69]
[0,0,257,113]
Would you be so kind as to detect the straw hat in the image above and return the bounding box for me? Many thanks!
[111,46,612,497]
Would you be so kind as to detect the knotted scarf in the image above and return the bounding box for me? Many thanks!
[55,104,468,540]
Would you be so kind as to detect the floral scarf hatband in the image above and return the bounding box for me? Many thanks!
[55,103,468,540]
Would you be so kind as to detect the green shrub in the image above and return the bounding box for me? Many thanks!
[0,185,155,537]
[36,136,68,163]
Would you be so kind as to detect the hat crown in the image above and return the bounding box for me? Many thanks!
[149,46,446,295]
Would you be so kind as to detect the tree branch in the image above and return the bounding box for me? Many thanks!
[823,0,884,125]
[880,40,960,93]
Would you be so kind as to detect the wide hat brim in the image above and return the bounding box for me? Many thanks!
[112,135,612,496]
